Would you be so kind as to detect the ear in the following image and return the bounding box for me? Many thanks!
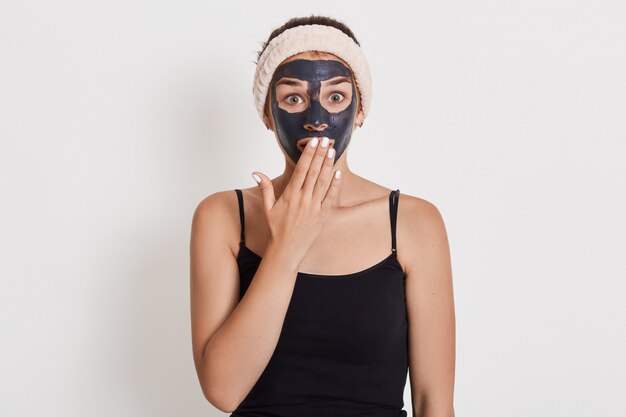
[262,93,275,131]
[354,108,364,128]
[263,111,275,131]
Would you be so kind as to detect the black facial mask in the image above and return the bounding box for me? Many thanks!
[270,59,358,165]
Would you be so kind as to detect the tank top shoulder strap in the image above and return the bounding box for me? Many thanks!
[389,189,400,253]
[234,189,245,244]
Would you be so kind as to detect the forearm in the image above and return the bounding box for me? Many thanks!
[201,241,301,411]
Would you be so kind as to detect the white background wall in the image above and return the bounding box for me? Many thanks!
[1,1,625,416]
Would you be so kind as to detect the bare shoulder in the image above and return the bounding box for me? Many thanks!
[193,189,236,218]
[191,189,240,257]
[397,192,447,234]
[396,192,450,273]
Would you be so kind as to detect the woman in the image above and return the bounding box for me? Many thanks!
[190,15,456,417]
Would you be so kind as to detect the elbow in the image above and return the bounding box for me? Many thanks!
[413,399,455,417]
[201,382,239,414]
[198,347,245,413]
[200,368,243,414]
[412,391,455,417]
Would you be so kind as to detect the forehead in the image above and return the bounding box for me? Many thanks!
[283,50,349,65]
[271,59,353,83]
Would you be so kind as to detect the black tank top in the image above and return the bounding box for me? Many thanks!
[231,189,408,417]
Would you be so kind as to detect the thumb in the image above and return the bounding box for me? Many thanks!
[251,172,276,214]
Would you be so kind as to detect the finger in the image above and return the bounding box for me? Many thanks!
[321,169,342,214]
[252,171,276,215]
[311,142,335,204]
[301,136,330,199]
[286,136,320,194]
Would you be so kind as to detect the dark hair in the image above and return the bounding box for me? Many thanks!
[256,15,362,118]
[255,15,360,65]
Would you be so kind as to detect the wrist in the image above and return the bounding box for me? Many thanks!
[264,240,304,273]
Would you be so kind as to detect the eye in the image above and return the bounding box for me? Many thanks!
[329,92,345,103]
[285,95,304,105]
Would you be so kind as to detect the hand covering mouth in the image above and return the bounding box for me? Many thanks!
[297,137,335,152]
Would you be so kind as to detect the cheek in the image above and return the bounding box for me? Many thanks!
[330,97,358,123]
[274,108,307,134]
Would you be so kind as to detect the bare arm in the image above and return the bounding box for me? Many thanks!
[190,193,301,412]
[191,136,341,412]
[400,197,456,417]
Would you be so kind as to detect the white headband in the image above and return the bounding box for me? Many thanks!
[252,24,372,122]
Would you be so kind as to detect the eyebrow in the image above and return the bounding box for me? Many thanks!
[322,76,352,86]
[274,76,353,87]
[275,78,306,87]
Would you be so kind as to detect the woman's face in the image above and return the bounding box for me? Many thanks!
[265,52,364,166]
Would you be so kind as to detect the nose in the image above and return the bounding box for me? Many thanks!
[303,99,327,131]
[303,122,328,131]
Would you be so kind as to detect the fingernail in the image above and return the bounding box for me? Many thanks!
[321,137,329,148]
[310,137,319,147]
[252,173,261,184]
[335,170,342,180]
